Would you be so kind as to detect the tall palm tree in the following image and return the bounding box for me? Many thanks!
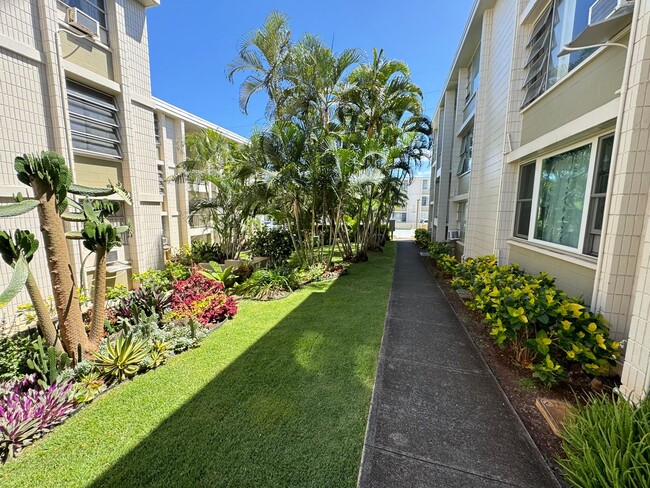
[226,11,292,117]
[175,129,261,259]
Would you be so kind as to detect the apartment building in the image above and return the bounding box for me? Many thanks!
[391,175,430,230]
[0,0,245,324]
[428,0,650,399]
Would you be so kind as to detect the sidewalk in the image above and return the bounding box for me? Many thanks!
[358,241,560,487]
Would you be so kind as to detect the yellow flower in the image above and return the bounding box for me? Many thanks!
[612,341,620,350]
[596,334,606,349]
[578,332,585,338]
[566,351,575,359]
[587,323,598,333]
[561,320,571,331]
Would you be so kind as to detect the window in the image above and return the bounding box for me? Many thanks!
[584,134,614,256]
[422,179,429,191]
[421,196,428,207]
[535,144,591,248]
[513,134,613,255]
[64,0,107,28]
[67,80,121,157]
[466,46,480,102]
[458,130,473,175]
[458,202,467,241]
[514,162,536,238]
[522,0,593,108]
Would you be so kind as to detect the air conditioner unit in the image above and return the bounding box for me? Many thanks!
[66,7,100,37]
[106,246,128,264]
[588,0,634,25]
[448,229,460,241]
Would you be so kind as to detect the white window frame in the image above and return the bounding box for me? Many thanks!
[457,129,473,176]
[515,131,614,256]
[465,44,481,107]
[67,80,122,159]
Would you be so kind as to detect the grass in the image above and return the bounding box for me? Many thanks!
[0,242,395,487]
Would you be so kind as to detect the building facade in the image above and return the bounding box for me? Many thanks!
[0,0,245,327]
[428,0,650,399]
[391,176,430,230]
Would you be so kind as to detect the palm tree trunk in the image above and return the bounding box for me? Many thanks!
[25,271,63,353]
[32,178,89,356]
[89,246,106,347]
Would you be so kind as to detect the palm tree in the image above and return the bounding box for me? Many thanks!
[176,129,261,259]
[226,11,292,117]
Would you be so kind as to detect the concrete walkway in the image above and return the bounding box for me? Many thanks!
[358,241,560,487]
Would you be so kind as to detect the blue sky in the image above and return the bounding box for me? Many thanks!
[147,1,475,174]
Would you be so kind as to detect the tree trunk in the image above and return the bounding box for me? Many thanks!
[32,178,89,356]
[89,246,106,347]
[25,271,64,353]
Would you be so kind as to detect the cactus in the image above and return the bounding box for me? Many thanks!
[26,336,73,387]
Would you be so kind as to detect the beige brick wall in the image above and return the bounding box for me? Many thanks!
[465,1,515,258]
[0,0,42,50]
[608,2,650,400]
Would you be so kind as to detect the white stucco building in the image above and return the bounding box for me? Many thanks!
[429,0,650,399]
[0,0,245,324]
[391,176,430,230]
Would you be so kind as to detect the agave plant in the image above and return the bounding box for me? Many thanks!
[93,334,150,384]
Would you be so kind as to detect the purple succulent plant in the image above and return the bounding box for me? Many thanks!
[0,374,76,462]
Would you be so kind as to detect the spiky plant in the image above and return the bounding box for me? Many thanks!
[93,334,150,384]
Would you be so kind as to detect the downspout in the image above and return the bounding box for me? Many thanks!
[591,1,639,311]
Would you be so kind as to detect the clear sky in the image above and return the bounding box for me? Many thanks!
[147,0,475,174]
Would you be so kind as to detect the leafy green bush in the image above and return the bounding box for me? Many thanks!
[105,284,129,301]
[133,269,169,290]
[448,255,619,385]
[414,229,431,247]
[0,332,33,381]
[199,262,238,290]
[427,241,458,276]
[248,228,293,267]
[558,394,650,487]
[236,268,298,300]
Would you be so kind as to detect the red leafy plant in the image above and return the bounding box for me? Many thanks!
[171,272,237,325]
[0,374,76,462]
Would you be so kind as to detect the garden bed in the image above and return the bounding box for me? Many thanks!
[423,259,618,478]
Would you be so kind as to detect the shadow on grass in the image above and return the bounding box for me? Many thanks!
[89,246,395,487]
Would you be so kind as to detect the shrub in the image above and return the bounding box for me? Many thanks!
[174,293,238,325]
[414,229,431,247]
[236,268,298,300]
[0,374,76,462]
[105,284,129,301]
[133,269,169,290]
[233,261,254,282]
[558,394,650,487]
[170,273,224,310]
[116,284,173,325]
[248,227,293,267]
[447,255,619,385]
[199,262,238,291]
[164,260,191,282]
[0,332,33,382]
[151,320,205,353]
[169,272,237,325]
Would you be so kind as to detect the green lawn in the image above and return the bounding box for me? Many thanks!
[0,242,395,487]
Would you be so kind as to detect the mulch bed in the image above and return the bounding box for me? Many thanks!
[422,257,618,481]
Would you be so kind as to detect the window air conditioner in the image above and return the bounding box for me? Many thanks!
[448,230,460,241]
[66,7,100,38]
[588,0,634,25]
[106,247,128,264]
